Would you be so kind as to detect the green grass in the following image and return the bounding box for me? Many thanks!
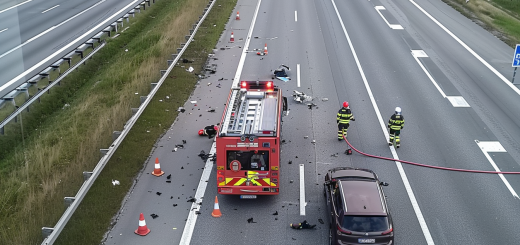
[0,0,237,244]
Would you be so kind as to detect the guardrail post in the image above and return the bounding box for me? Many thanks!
[177,48,182,53]
[132,108,139,115]
[112,131,121,141]
[100,149,109,158]
[151,83,158,90]
[141,2,146,10]
[64,197,75,207]
[160,70,167,76]
[83,171,93,181]
[146,0,150,6]
[42,227,54,239]
[0,127,4,135]
[172,54,177,59]
[167,60,173,66]
[140,96,147,104]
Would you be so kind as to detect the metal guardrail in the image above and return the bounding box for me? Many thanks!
[0,0,154,132]
[40,0,216,244]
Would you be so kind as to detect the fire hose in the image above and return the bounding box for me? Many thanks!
[343,136,520,174]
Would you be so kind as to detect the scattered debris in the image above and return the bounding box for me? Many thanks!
[311,140,316,144]
[178,107,186,113]
[111,180,120,186]
[167,174,172,179]
[175,144,184,149]
[290,220,316,229]
[182,58,193,63]
[290,180,294,183]
[318,218,324,224]
[247,218,257,223]
[331,153,339,157]
[187,197,196,202]
[273,64,291,82]
[307,103,318,109]
[288,161,292,164]
[272,211,278,215]
[304,136,309,139]
[186,66,194,73]
[182,140,187,144]
[156,192,162,196]
[166,180,171,183]
[216,83,221,88]
[207,108,216,113]
[292,90,313,103]
[195,211,201,215]
[150,214,159,219]
[173,204,178,207]
[322,98,329,102]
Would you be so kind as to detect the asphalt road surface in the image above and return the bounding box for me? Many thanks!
[0,0,144,98]
[104,0,520,244]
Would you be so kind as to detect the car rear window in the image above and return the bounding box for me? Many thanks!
[342,216,389,232]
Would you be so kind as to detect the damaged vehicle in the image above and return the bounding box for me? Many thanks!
[324,167,394,245]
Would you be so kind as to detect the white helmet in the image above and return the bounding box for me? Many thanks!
[395,107,402,115]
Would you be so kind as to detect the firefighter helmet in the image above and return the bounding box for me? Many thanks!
[342,101,349,108]
[214,126,218,131]
[395,107,402,115]
[198,129,204,136]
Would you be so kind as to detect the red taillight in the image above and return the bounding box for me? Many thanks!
[337,224,351,234]
[381,228,393,235]
[241,81,247,88]
[266,81,273,88]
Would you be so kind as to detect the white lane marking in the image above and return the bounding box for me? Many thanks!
[412,50,446,98]
[446,96,470,107]
[476,141,519,199]
[180,0,263,244]
[300,164,306,216]
[409,0,520,96]
[295,10,298,22]
[331,1,435,244]
[0,28,7,33]
[297,64,301,87]
[374,6,403,29]
[0,0,33,14]
[42,4,59,14]
[0,0,107,91]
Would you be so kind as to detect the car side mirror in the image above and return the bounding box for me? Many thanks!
[380,182,389,186]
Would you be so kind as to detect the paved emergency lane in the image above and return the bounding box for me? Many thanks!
[0,0,140,98]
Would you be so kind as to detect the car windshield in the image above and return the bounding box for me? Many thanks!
[342,216,389,232]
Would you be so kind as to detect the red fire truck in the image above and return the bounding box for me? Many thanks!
[216,81,287,199]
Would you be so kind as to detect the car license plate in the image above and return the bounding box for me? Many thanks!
[240,195,257,199]
[358,238,375,243]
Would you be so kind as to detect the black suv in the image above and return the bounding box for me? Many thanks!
[324,167,394,245]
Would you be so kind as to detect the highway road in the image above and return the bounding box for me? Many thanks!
[0,0,145,98]
[104,0,520,244]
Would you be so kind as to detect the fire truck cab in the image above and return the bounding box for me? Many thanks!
[216,81,287,199]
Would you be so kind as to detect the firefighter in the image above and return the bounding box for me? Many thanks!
[337,101,354,141]
[198,125,218,138]
[388,107,404,147]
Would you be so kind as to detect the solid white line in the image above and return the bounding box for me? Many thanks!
[297,64,301,87]
[299,164,306,216]
[409,0,520,96]
[42,5,59,14]
[411,50,447,98]
[0,28,7,33]
[331,0,435,244]
[295,10,298,22]
[0,0,109,91]
[0,0,33,14]
[476,141,519,199]
[374,6,403,30]
[180,1,263,244]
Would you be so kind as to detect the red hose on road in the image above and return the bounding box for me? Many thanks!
[343,136,520,174]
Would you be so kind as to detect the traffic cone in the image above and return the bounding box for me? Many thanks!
[236,11,240,20]
[263,43,268,55]
[230,31,234,42]
[211,196,222,218]
[134,213,151,236]
[152,157,164,177]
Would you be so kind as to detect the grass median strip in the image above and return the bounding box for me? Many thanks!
[0,0,237,244]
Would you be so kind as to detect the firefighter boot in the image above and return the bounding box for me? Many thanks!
[396,136,400,148]
[388,133,394,146]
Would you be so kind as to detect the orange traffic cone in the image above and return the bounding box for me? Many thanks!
[236,11,240,20]
[230,31,234,42]
[211,196,222,218]
[152,157,164,177]
[134,213,151,236]
[263,43,268,55]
